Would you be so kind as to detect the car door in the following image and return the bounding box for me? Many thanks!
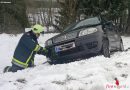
[104,22,120,50]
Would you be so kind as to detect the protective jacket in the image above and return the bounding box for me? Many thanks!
[12,31,47,68]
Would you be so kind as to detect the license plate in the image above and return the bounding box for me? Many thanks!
[55,42,75,52]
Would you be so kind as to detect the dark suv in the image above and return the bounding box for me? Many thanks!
[45,17,124,64]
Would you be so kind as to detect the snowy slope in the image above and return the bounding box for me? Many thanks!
[0,34,130,90]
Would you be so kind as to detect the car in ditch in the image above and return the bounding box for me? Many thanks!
[45,16,124,64]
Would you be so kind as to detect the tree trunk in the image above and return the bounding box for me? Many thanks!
[126,1,130,34]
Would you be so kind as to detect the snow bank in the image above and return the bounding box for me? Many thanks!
[0,34,130,90]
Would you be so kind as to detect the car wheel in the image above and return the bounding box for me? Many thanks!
[119,41,124,51]
[102,40,110,58]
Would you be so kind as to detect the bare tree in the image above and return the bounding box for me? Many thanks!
[55,0,78,31]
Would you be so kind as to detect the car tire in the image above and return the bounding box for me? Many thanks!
[119,40,124,51]
[102,40,110,58]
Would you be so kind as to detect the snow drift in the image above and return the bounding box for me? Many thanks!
[0,33,130,90]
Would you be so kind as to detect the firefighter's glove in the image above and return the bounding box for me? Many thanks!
[37,47,48,56]
[43,48,48,55]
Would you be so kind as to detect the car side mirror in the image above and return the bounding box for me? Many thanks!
[104,21,112,26]
[104,21,114,29]
[102,21,114,33]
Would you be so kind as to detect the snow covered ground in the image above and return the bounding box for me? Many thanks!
[0,33,130,90]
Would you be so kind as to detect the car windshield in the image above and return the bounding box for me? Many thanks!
[64,17,101,32]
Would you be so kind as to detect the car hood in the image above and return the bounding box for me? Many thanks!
[47,24,100,44]
[50,30,79,44]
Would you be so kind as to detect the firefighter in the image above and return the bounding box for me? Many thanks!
[3,24,48,73]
